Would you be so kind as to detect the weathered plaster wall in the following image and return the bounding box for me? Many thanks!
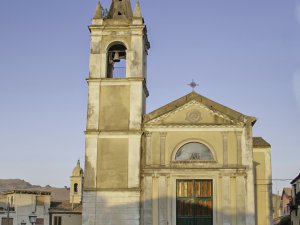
[51,214,82,225]
[99,85,130,131]
[253,147,272,225]
[97,138,128,188]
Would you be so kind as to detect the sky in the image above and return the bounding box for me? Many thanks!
[0,0,299,193]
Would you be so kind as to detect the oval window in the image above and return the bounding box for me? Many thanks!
[175,142,214,161]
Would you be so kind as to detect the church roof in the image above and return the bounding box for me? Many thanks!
[253,137,271,148]
[144,92,256,125]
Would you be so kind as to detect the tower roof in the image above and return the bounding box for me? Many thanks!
[133,0,142,18]
[93,1,103,19]
[108,0,133,19]
[72,160,83,177]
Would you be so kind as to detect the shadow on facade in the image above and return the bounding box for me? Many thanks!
[82,195,258,225]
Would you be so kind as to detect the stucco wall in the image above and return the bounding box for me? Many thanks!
[51,213,82,225]
[253,147,272,225]
[97,138,129,188]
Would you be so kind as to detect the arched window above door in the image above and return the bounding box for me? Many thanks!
[175,142,214,161]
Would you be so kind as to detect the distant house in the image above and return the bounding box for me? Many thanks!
[0,190,51,225]
[281,187,292,216]
[49,201,81,225]
[291,173,300,225]
[0,161,83,225]
[49,160,83,225]
[273,194,282,222]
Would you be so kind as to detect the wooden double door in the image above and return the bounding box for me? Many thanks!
[176,179,213,225]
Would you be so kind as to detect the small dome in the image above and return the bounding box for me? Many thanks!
[72,160,83,176]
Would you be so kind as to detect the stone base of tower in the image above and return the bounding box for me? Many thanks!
[82,191,140,225]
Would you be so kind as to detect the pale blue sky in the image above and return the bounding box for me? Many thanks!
[0,0,299,193]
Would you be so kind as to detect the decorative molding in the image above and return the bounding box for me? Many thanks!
[235,131,243,137]
[185,109,202,123]
[221,131,229,136]
[145,131,152,137]
[159,132,167,138]
[84,188,141,192]
[152,172,160,178]
[144,124,244,129]
[222,132,229,166]
[146,100,243,125]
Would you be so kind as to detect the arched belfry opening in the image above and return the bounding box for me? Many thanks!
[74,183,78,193]
[107,43,127,78]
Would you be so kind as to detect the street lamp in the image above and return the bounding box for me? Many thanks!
[28,212,37,225]
[20,220,26,225]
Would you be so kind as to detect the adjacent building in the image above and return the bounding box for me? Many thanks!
[281,187,292,216]
[272,193,282,224]
[49,161,83,225]
[0,161,83,225]
[291,173,300,225]
[82,1,273,225]
[0,190,51,225]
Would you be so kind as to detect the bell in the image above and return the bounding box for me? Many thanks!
[113,51,121,62]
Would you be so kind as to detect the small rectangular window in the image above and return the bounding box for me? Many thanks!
[54,216,62,225]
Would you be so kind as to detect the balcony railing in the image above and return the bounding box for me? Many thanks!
[113,67,126,79]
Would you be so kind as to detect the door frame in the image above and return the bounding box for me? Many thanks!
[171,174,218,225]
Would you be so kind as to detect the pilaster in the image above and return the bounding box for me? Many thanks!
[143,176,153,225]
[158,176,167,225]
[222,132,229,166]
[222,176,231,225]
[236,176,246,225]
[86,82,100,130]
[145,132,152,166]
[235,131,242,165]
[128,135,142,188]
[166,175,172,225]
[152,174,159,225]
[217,175,223,225]
[230,176,237,225]
[160,132,167,166]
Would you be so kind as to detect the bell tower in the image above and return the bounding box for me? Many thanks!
[82,1,150,225]
[70,160,83,204]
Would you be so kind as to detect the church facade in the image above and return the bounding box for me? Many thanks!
[82,1,272,225]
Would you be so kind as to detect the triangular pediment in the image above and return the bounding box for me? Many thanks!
[144,92,256,126]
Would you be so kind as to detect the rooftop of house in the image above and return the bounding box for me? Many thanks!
[49,201,82,213]
[2,190,51,196]
[0,187,70,203]
[291,173,300,184]
[253,137,271,148]
[281,187,292,199]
